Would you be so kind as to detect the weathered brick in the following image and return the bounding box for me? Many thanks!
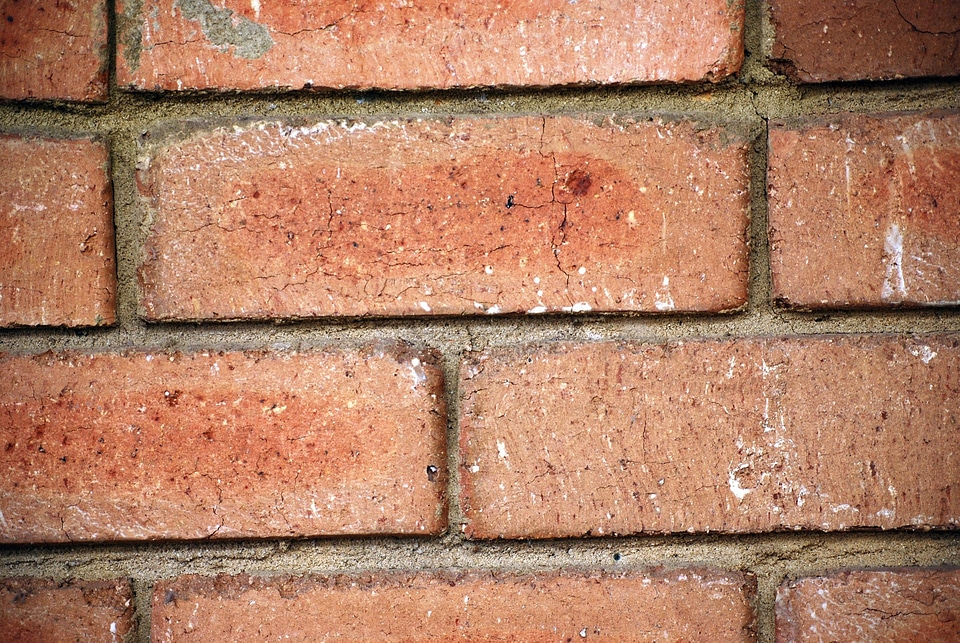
[0,134,116,327]
[153,569,757,641]
[0,0,108,101]
[0,345,447,543]
[769,0,960,82]
[137,115,750,321]
[0,578,133,642]
[117,0,744,92]
[459,335,960,539]
[768,111,960,309]
[776,568,960,642]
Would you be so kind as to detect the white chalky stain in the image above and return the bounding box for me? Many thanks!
[908,345,937,363]
[654,276,675,311]
[881,223,907,302]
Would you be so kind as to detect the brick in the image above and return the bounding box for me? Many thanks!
[776,568,960,642]
[0,0,108,101]
[768,111,960,309]
[0,344,447,543]
[0,578,133,642]
[153,569,757,641]
[137,115,750,321]
[769,0,960,82]
[459,334,960,539]
[0,134,116,327]
[117,0,744,92]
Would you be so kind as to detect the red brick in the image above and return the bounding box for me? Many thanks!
[776,568,960,642]
[153,569,757,641]
[137,115,749,321]
[0,345,447,543]
[0,578,133,642]
[0,0,108,101]
[459,334,960,539]
[768,111,960,309]
[0,134,116,327]
[117,0,744,92]
[769,0,960,83]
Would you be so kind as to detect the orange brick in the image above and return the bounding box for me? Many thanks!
[770,0,960,82]
[776,568,960,642]
[153,569,757,641]
[137,115,750,320]
[0,0,108,101]
[0,578,133,642]
[0,345,447,543]
[459,335,960,538]
[117,0,744,92]
[769,111,960,309]
[0,134,116,327]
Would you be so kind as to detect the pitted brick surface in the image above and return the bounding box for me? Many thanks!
[460,335,960,538]
[153,569,757,642]
[0,345,447,543]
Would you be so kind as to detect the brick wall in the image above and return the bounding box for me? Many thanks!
[1,1,958,641]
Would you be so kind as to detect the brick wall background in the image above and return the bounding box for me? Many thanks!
[1,0,959,640]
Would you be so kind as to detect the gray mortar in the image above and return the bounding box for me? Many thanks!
[1,1,960,641]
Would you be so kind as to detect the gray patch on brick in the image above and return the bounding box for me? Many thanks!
[176,0,274,60]
[118,0,144,72]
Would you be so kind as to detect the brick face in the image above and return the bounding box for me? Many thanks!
[769,0,960,83]
[0,578,133,642]
[776,568,960,642]
[0,0,109,101]
[768,111,960,310]
[0,134,116,327]
[117,0,744,92]
[0,345,447,543]
[153,569,757,642]
[459,335,960,539]
[137,115,749,320]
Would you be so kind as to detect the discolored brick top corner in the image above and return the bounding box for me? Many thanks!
[769,0,960,83]
[117,0,744,92]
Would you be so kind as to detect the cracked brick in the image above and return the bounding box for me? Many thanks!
[770,0,960,82]
[0,345,448,543]
[136,115,750,321]
[117,0,744,91]
[0,134,116,327]
[0,0,108,101]
[776,568,960,641]
[458,335,960,539]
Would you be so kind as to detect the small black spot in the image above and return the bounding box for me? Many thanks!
[881,410,889,420]
[37,445,45,453]
[613,553,621,561]
[352,242,359,248]
[426,465,438,482]
[164,589,176,605]
[505,195,514,208]
[6,15,13,23]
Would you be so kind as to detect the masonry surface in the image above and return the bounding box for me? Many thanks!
[0,0,959,642]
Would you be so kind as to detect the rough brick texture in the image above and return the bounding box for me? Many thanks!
[0,0,109,101]
[137,115,750,321]
[776,568,960,642]
[0,578,133,642]
[0,134,116,327]
[153,569,757,642]
[117,0,744,92]
[768,111,960,310]
[769,0,960,83]
[459,334,960,539]
[0,345,447,543]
